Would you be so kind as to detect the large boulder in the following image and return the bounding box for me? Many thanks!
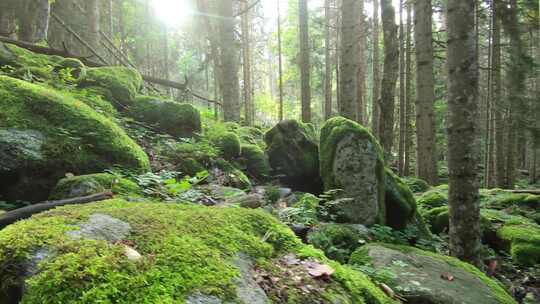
[384,169,431,237]
[350,244,516,304]
[78,66,143,105]
[126,96,202,138]
[264,120,322,193]
[0,76,150,202]
[0,200,395,304]
[319,117,385,225]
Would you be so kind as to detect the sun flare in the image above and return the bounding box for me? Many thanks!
[151,0,193,27]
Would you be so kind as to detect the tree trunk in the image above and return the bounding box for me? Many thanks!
[218,0,240,122]
[404,2,413,176]
[82,0,100,52]
[0,0,17,38]
[277,0,284,121]
[356,0,366,123]
[371,0,381,137]
[339,0,360,120]
[324,0,333,121]
[414,0,438,184]
[299,0,311,123]
[18,0,50,43]
[447,0,482,266]
[398,0,406,175]
[497,0,528,189]
[379,0,399,161]
[492,1,505,188]
[241,0,253,126]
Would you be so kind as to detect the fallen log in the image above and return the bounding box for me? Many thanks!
[0,191,114,230]
[506,189,540,195]
[0,36,188,91]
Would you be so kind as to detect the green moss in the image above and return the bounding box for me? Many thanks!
[162,140,218,176]
[49,173,141,199]
[212,132,241,159]
[402,177,430,193]
[497,224,540,266]
[236,126,265,148]
[127,96,202,138]
[78,67,142,105]
[0,200,393,303]
[238,144,270,181]
[308,224,363,264]
[423,206,450,234]
[54,58,85,79]
[417,189,448,209]
[6,44,60,68]
[72,88,118,117]
[214,159,252,190]
[0,76,149,169]
[320,117,385,191]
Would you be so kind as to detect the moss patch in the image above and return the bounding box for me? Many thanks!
[78,67,142,105]
[0,200,394,303]
[238,144,270,181]
[126,96,202,138]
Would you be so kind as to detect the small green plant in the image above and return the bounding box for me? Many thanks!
[131,170,209,201]
[278,193,320,226]
[264,186,281,204]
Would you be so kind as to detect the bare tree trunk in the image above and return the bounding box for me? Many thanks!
[371,0,381,137]
[0,0,17,38]
[497,0,528,189]
[357,0,366,123]
[277,0,284,121]
[414,0,438,184]
[339,0,360,120]
[82,0,100,50]
[335,0,342,112]
[398,0,406,175]
[404,2,413,176]
[241,0,253,126]
[218,0,240,122]
[379,0,399,160]
[18,0,50,43]
[447,0,481,266]
[299,0,311,123]
[324,0,333,121]
[485,4,495,188]
[492,1,505,188]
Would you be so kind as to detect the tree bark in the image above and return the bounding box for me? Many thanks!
[82,0,100,54]
[241,0,253,126]
[339,0,360,120]
[379,0,399,161]
[398,0,406,175]
[492,1,505,188]
[299,0,311,123]
[404,2,413,176]
[277,0,284,121]
[218,0,241,122]
[371,0,381,137]
[324,0,333,121]
[0,0,17,38]
[18,0,50,43]
[446,0,482,266]
[414,0,438,184]
[356,0,366,123]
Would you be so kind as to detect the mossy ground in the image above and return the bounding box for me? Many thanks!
[78,67,142,105]
[0,200,394,304]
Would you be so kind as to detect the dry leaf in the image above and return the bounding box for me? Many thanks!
[307,263,335,278]
[441,272,455,281]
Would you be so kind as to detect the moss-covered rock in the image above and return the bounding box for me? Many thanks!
[54,58,85,79]
[403,177,430,193]
[349,243,516,304]
[237,126,265,148]
[307,223,370,264]
[265,120,322,193]
[238,144,270,181]
[213,159,252,190]
[320,117,385,225]
[0,42,15,66]
[0,200,395,304]
[384,169,430,237]
[126,96,202,138]
[423,206,450,234]
[78,67,142,105]
[495,223,540,266]
[213,132,242,159]
[0,76,149,201]
[417,187,449,209]
[49,173,141,200]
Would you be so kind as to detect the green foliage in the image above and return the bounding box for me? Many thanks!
[49,173,141,199]
[308,224,363,264]
[132,170,208,201]
[402,177,430,193]
[278,193,321,226]
[263,186,281,204]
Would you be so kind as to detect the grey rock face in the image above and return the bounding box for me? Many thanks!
[233,254,268,304]
[0,42,15,66]
[332,134,382,225]
[0,129,45,172]
[68,213,131,242]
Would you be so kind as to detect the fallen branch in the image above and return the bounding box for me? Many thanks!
[506,189,540,195]
[0,191,114,230]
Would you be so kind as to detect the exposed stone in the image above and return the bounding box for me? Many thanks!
[67,213,131,242]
